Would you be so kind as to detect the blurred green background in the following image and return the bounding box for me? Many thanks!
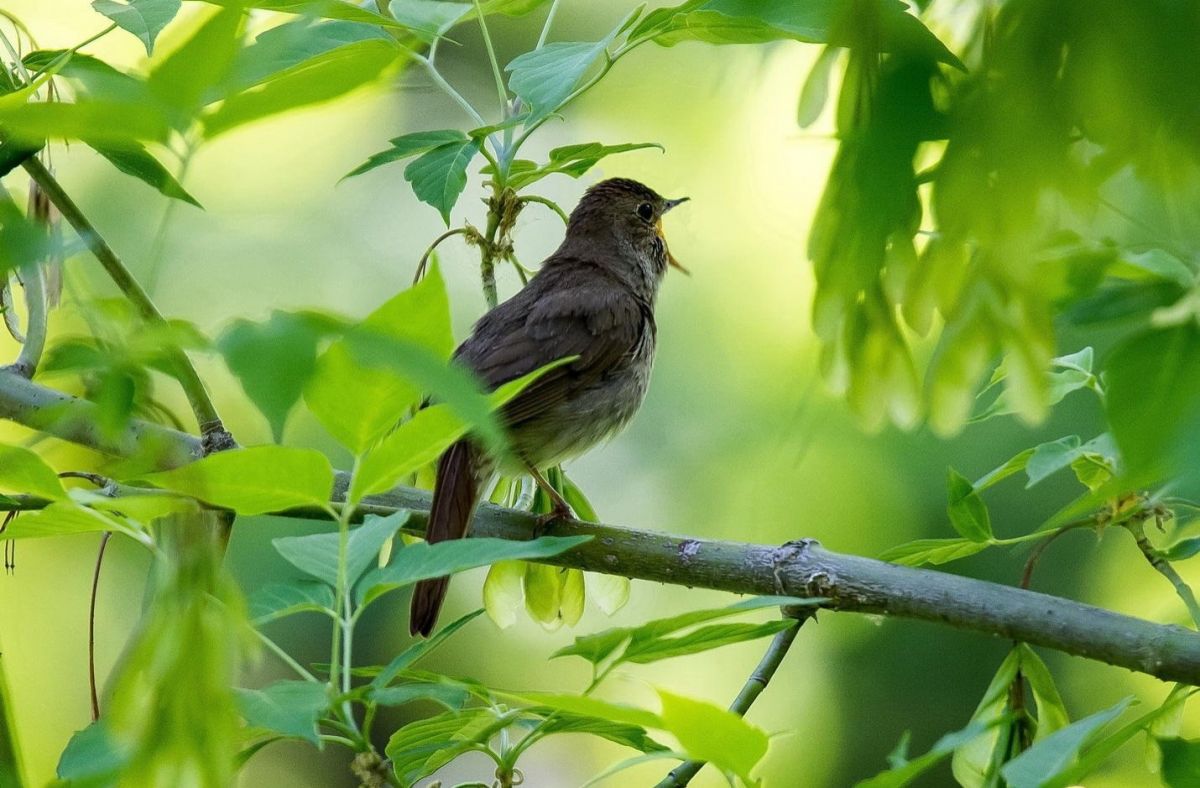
[0,2,1192,786]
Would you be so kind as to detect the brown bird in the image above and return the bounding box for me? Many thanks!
[409,178,688,636]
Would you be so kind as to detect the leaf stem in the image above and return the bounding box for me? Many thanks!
[1128,516,1200,629]
[20,157,233,451]
[518,194,568,224]
[654,610,812,788]
[417,55,487,128]
[88,532,111,721]
[474,0,509,114]
[535,0,562,49]
[255,629,319,683]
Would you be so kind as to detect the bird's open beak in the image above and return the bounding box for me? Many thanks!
[659,196,690,274]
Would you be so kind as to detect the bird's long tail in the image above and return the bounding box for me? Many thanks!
[409,440,481,637]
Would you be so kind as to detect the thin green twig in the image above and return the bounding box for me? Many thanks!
[474,0,509,113]
[1128,516,1200,629]
[535,0,562,49]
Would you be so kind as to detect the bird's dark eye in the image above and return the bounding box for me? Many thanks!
[636,202,654,222]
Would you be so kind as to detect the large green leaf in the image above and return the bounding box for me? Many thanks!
[57,722,129,783]
[344,129,467,179]
[351,405,467,501]
[658,689,768,785]
[139,446,335,515]
[89,141,201,207]
[1159,737,1200,788]
[234,680,328,746]
[0,444,66,500]
[304,265,455,454]
[505,10,637,122]
[1,501,143,542]
[1105,323,1200,486]
[857,721,1003,788]
[273,510,410,588]
[0,99,170,146]
[247,581,336,623]
[356,535,592,605]
[403,137,482,225]
[147,5,243,125]
[226,18,390,91]
[203,38,402,137]
[91,0,181,54]
[217,310,347,442]
[386,0,472,41]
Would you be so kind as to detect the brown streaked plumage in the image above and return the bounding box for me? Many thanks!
[409,178,687,636]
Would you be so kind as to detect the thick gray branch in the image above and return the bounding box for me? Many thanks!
[4,373,1200,686]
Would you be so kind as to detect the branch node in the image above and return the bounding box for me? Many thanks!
[200,421,236,455]
[771,537,818,595]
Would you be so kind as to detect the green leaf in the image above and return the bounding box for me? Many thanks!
[507,141,664,190]
[273,510,409,588]
[1159,737,1200,788]
[247,581,335,623]
[403,137,482,225]
[386,0,472,41]
[226,18,390,91]
[1116,249,1195,288]
[1017,645,1069,739]
[203,38,402,137]
[857,721,1002,788]
[0,444,66,500]
[234,680,328,746]
[217,310,347,442]
[658,689,767,785]
[952,649,1022,787]
[88,141,201,207]
[57,721,129,782]
[524,561,566,629]
[304,265,455,454]
[91,0,181,54]
[529,709,669,753]
[498,692,662,729]
[878,537,990,567]
[1000,697,1134,788]
[344,129,467,179]
[1165,538,1200,562]
[76,491,200,524]
[797,45,838,127]
[1,501,144,542]
[506,11,635,122]
[371,609,484,689]
[147,4,243,124]
[1025,436,1083,488]
[1105,323,1200,486]
[139,446,334,516]
[372,681,470,710]
[385,708,516,785]
[947,468,992,542]
[351,405,468,501]
[624,620,795,664]
[356,535,591,605]
[201,0,413,32]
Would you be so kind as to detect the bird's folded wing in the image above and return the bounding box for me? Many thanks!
[456,281,647,429]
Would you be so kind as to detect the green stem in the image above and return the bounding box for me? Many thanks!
[535,0,562,49]
[255,629,319,682]
[474,0,509,113]
[519,194,568,224]
[654,612,811,788]
[417,55,487,128]
[480,189,503,309]
[1128,517,1200,629]
[20,158,232,449]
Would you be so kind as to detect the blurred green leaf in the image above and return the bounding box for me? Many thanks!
[658,688,767,785]
[23,50,146,102]
[273,510,409,588]
[500,692,662,729]
[140,445,335,515]
[0,443,66,500]
[386,0,471,41]
[89,142,200,207]
[371,609,483,689]
[878,537,990,567]
[217,310,347,442]
[1116,249,1195,289]
[91,0,181,54]
[234,680,328,746]
[0,198,50,275]
[201,0,410,30]
[57,721,129,783]
[344,129,467,179]
[1164,538,1200,563]
[72,490,199,524]
[1105,323,1200,486]
[403,137,481,225]
[147,5,243,125]
[797,45,838,127]
[1159,737,1200,788]
[1,501,143,542]
[304,265,454,453]
[474,0,550,15]
[356,535,591,606]
[947,468,992,542]
[248,581,336,623]
[385,708,516,785]
[1000,697,1133,788]
[226,18,389,91]
[203,38,402,137]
